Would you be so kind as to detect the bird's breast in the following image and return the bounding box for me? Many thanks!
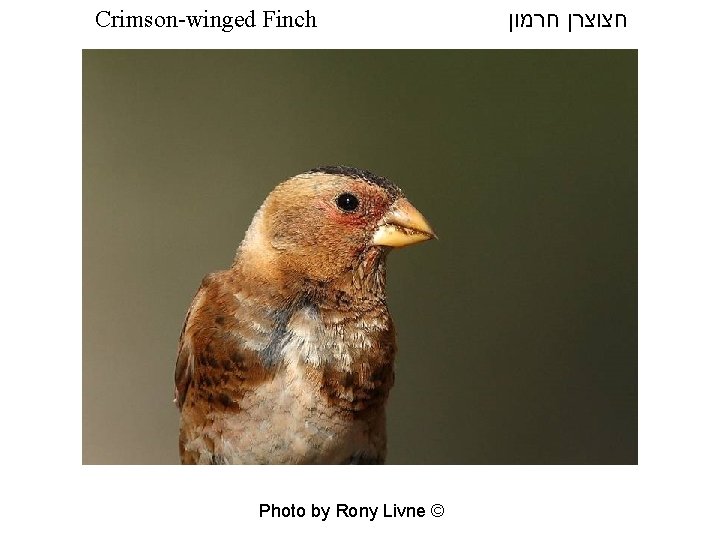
[180,299,396,464]
[216,354,390,464]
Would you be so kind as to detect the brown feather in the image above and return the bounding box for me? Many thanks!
[175,168,428,464]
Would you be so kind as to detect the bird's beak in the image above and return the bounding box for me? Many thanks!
[372,198,437,248]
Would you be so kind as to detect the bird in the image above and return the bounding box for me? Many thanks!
[174,166,435,464]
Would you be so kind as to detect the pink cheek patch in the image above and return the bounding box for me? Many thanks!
[320,200,368,227]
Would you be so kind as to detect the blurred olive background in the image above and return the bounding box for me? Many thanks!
[83,50,637,464]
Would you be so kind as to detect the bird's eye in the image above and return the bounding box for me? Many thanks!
[336,193,359,212]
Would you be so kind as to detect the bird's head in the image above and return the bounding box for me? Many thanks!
[236,166,436,291]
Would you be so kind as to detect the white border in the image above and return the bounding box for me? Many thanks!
[3,1,719,537]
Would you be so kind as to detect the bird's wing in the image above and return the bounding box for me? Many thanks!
[174,272,273,410]
[173,281,208,409]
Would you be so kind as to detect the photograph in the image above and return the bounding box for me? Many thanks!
[82,49,637,465]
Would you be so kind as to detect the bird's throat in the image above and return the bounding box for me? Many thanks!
[317,247,389,311]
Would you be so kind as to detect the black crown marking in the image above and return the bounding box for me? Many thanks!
[308,165,403,197]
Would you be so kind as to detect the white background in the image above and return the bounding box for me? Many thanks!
[2,1,718,538]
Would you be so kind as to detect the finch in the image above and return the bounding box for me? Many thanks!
[174,166,435,464]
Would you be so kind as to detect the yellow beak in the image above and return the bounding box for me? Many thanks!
[372,198,437,248]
